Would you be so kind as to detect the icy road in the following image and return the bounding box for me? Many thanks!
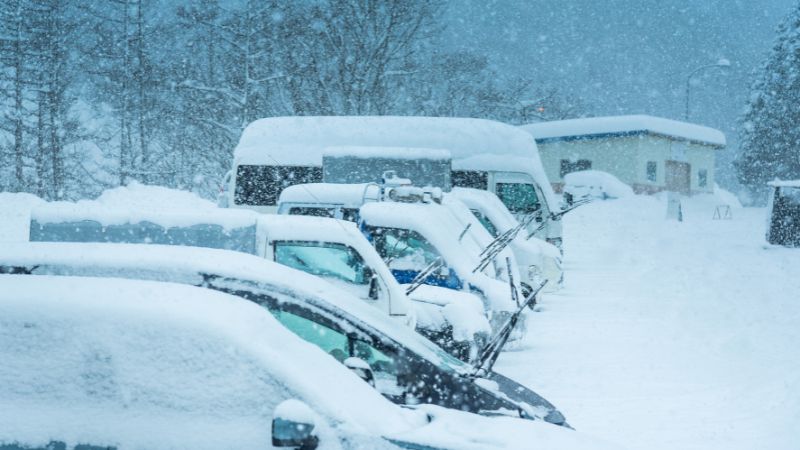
[497,194,800,450]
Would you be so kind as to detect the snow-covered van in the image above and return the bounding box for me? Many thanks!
[1,274,595,449]
[0,243,570,429]
[224,116,563,248]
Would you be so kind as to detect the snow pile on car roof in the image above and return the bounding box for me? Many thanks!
[324,146,451,160]
[235,116,538,164]
[521,115,726,147]
[0,275,418,449]
[31,182,258,230]
[279,182,381,207]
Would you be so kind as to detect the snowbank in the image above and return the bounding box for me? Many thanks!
[30,182,254,231]
[94,180,218,211]
[497,194,800,450]
[521,115,726,147]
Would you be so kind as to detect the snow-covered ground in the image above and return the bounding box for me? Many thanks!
[497,193,800,450]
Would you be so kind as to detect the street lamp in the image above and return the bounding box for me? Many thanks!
[684,59,731,121]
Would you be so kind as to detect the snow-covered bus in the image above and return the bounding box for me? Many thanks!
[223,116,563,248]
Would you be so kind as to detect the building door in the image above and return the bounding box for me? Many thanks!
[665,160,691,194]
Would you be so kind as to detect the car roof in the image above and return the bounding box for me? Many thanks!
[0,274,416,445]
[0,242,469,373]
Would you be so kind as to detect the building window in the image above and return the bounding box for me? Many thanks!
[698,169,708,188]
[646,161,657,182]
[560,159,592,178]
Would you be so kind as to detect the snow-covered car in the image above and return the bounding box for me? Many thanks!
[0,242,565,427]
[358,200,523,336]
[278,182,525,341]
[766,180,800,247]
[1,274,618,450]
[28,203,495,359]
[448,187,564,292]
[563,170,633,205]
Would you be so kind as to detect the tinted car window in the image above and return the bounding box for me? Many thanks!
[271,309,350,362]
[234,165,322,206]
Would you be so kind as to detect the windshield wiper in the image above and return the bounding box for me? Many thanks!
[470,279,547,378]
[549,198,592,221]
[458,223,472,242]
[405,257,444,296]
[472,213,537,273]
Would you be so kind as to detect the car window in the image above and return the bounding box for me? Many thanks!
[341,208,360,222]
[370,227,442,271]
[274,241,369,285]
[352,339,405,398]
[470,209,499,238]
[271,309,350,362]
[496,183,540,214]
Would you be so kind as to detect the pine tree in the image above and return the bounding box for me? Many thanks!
[736,4,800,200]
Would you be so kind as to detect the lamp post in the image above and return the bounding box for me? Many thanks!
[684,58,731,121]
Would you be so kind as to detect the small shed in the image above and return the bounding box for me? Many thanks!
[520,115,726,194]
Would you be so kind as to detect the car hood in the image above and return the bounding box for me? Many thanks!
[387,404,626,450]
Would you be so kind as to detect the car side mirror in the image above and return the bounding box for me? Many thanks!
[368,275,380,300]
[272,399,319,449]
[344,357,375,387]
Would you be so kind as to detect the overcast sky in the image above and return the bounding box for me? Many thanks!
[443,0,795,187]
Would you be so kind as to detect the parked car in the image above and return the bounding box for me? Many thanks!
[278,182,525,340]
[1,274,624,449]
[562,170,632,205]
[0,242,566,427]
[28,204,495,360]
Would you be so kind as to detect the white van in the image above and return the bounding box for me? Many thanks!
[225,116,563,248]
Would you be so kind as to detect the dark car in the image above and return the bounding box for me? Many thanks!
[0,242,568,427]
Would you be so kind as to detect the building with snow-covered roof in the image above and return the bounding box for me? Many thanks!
[520,115,726,194]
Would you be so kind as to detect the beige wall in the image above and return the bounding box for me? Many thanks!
[539,137,640,184]
[538,133,718,194]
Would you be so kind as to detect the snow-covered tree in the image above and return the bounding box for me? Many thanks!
[736,4,800,198]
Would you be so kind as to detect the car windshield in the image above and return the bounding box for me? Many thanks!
[370,227,443,271]
[496,183,540,214]
[470,209,499,238]
[274,241,369,285]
